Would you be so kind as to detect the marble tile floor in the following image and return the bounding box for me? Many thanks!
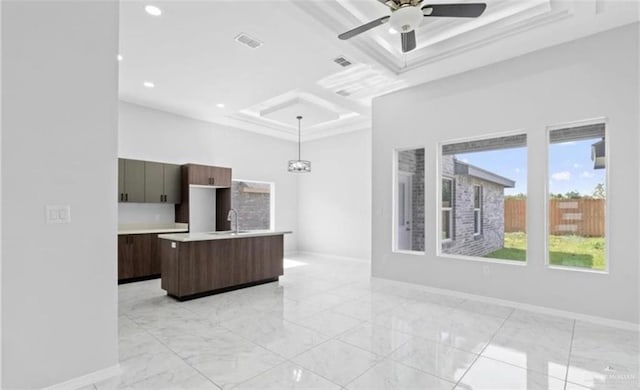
[90,254,639,390]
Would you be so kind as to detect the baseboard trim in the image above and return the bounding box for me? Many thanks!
[381,277,639,331]
[42,364,121,390]
[294,251,370,264]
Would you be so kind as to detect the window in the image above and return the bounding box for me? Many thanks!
[394,147,425,253]
[548,122,606,271]
[440,134,527,262]
[442,178,453,240]
[231,180,274,231]
[473,185,482,235]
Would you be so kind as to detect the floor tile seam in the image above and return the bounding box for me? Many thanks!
[224,360,299,390]
[290,346,380,389]
[387,337,481,383]
[224,360,294,390]
[138,320,224,390]
[564,320,576,390]
[336,330,409,360]
[478,353,569,382]
[393,358,460,386]
[453,307,514,388]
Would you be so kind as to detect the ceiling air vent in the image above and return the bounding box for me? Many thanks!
[333,56,352,67]
[234,33,263,49]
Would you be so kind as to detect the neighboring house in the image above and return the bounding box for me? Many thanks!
[441,155,515,257]
[398,149,425,252]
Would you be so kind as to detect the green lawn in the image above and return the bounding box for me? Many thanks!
[484,232,606,270]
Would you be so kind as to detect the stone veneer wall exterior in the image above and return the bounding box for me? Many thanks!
[442,155,506,257]
[231,181,271,230]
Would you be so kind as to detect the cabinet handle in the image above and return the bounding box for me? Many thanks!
[161,194,164,202]
[125,193,128,202]
[162,194,166,202]
[120,193,123,202]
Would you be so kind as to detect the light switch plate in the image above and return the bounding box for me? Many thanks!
[46,205,71,224]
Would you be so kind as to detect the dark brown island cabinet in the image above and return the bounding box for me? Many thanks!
[158,232,290,300]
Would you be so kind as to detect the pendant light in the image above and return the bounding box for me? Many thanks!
[288,115,311,173]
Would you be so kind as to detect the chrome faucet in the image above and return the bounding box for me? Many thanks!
[227,208,239,234]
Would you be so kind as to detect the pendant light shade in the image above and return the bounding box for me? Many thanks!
[288,115,311,173]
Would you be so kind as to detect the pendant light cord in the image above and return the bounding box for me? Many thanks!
[297,115,302,161]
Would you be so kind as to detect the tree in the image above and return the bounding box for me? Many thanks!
[592,183,606,199]
[564,190,582,199]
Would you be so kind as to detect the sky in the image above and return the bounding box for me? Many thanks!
[453,138,604,196]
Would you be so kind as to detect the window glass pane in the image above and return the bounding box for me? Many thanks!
[395,148,425,252]
[442,210,451,240]
[231,180,272,230]
[441,134,527,261]
[442,179,452,207]
[548,125,606,270]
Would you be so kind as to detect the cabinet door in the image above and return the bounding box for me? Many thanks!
[149,234,161,275]
[131,234,152,278]
[123,159,145,202]
[118,235,133,280]
[187,164,211,186]
[118,159,125,202]
[144,161,164,203]
[210,166,232,187]
[163,163,182,204]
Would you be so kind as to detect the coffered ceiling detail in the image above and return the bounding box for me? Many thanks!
[119,0,639,142]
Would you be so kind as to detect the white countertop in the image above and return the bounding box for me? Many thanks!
[158,230,292,242]
[118,223,189,235]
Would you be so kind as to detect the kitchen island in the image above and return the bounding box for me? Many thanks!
[157,230,291,300]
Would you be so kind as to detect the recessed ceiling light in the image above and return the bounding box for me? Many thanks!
[117,54,123,61]
[144,5,162,16]
[216,103,225,108]
[143,81,155,88]
[388,27,398,35]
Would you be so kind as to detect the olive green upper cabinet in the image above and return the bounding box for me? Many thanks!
[163,163,182,203]
[118,159,145,203]
[144,162,182,204]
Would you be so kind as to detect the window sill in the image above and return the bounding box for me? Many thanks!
[394,250,426,256]
[547,265,609,275]
[438,252,527,266]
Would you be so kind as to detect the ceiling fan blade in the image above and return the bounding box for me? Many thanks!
[422,3,487,18]
[338,15,390,40]
[401,31,416,53]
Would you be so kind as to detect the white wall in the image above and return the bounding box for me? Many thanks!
[1,1,119,388]
[118,102,298,253]
[372,24,639,323]
[297,130,372,260]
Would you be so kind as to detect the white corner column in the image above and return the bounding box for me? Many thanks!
[1,1,119,388]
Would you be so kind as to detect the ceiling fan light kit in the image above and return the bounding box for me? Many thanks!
[389,6,423,33]
[338,1,487,53]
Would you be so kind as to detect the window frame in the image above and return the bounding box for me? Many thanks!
[441,177,454,242]
[437,130,528,266]
[545,117,610,274]
[473,184,482,236]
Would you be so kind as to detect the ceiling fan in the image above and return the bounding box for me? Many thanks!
[338,1,487,53]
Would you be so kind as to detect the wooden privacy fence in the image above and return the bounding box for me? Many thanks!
[504,198,605,237]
